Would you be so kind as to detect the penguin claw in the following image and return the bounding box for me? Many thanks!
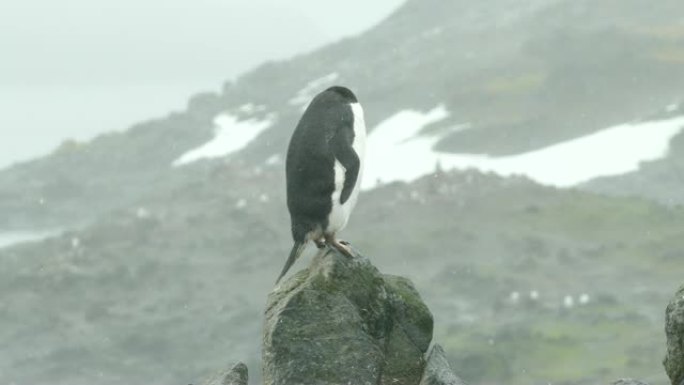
[324,234,354,258]
[315,239,326,249]
[331,241,354,258]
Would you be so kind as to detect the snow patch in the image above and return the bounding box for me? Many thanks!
[563,295,575,309]
[362,105,454,189]
[265,154,282,166]
[362,106,684,189]
[0,229,60,249]
[237,103,266,114]
[135,207,151,219]
[579,293,591,305]
[289,73,340,108]
[173,114,274,166]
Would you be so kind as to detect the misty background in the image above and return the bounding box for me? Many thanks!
[0,0,402,168]
[3,1,684,384]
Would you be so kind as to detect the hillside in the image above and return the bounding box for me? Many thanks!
[584,104,684,205]
[2,0,684,230]
[2,0,684,384]
[2,168,683,384]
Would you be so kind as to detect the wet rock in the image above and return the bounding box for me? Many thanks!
[665,284,684,385]
[262,247,433,385]
[201,362,248,385]
[419,344,468,385]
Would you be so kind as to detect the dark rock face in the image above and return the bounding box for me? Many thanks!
[420,345,468,385]
[262,248,434,385]
[201,362,248,385]
[664,285,684,385]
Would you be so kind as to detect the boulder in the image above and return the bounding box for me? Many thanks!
[420,344,468,385]
[201,362,248,385]
[262,247,434,385]
[665,284,684,385]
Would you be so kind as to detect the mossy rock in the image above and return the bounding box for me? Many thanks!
[263,248,434,385]
[664,284,684,385]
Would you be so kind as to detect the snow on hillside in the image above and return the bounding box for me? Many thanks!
[173,112,274,166]
[362,105,457,188]
[363,107,684,188]
[172,98,684,190]
[0,229,60,249]
[289,73,340,108]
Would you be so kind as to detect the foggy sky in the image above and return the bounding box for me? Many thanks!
[0,0,403,168]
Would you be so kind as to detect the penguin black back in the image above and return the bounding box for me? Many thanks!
[277,86,365,284]
[286,86,358,242]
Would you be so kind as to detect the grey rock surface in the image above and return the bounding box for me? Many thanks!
[419,344,467,385]
[262,247,434,385]
[611,379,650,385]
[202,362,248,385]
[665,285,684,385]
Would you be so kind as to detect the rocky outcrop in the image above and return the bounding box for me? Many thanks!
[420,344,468,385]
[198,257,684,385]
[201,362,248,385]
[665,284,684,385]
[262,247,437,385]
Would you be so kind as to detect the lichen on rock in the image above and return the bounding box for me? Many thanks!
[201,361,248,385]
[420,344,468,385]
[664,284,684,385]
[262,247,434,385]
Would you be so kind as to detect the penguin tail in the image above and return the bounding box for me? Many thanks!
[275,241,306,284]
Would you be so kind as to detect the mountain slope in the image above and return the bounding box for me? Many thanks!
[3,2,684,383]
[1,168,682,385]
[583,105,684,204]
[2,0,684,229]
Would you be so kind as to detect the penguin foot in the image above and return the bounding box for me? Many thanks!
[339,240,350,246]
[325,235,354,258]
[332,241,354,258]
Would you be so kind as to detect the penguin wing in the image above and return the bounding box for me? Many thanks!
[331,125,360,205]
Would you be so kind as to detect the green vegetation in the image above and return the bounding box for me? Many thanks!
[1,169,682,385]
[1,0,684,384]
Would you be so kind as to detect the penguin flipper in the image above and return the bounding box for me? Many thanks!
[331,126,360,204]
[275,241,307,284]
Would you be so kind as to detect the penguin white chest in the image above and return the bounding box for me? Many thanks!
[328,103,366,233]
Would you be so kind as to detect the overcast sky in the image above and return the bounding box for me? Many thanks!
[0,0,403,168]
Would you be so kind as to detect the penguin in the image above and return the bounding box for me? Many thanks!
[275,86,366,284]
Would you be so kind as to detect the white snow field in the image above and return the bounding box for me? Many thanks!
[289,73,340,108]
[173,113,274,166]
[362,106,684,189]
[0,229,61,249]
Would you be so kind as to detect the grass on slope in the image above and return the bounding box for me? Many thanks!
[1,167,683,385]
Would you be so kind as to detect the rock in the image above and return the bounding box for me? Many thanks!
[665,285,684,385]
[201,362,248,385]
[419,344,467,385]
[611,379,650,385]
[262,247,434,385]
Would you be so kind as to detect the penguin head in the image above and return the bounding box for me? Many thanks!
[325,86,358,104]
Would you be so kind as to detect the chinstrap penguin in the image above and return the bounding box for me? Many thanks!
[276,86,366,283]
